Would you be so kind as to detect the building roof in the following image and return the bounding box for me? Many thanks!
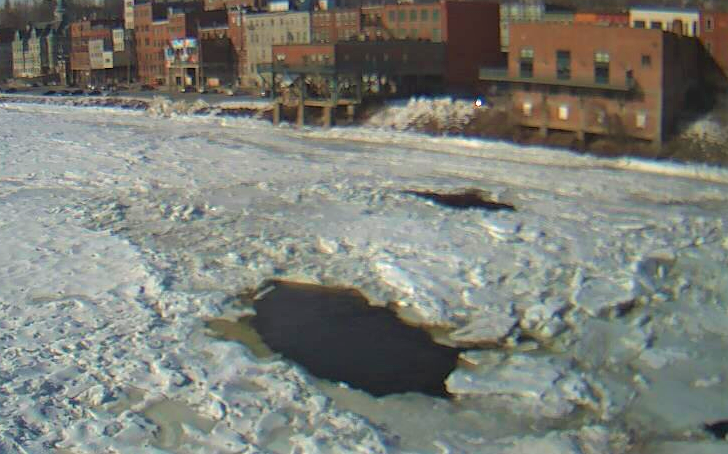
[630,6,699,14]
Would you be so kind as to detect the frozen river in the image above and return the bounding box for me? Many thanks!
[1,101,727,453]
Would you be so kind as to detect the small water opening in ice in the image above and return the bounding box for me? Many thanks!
[405,189,515,211]
[210,280,461,398]
[704,420,728,440]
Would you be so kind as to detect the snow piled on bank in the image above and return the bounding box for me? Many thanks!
[365,97,477,131]
[1,102,727,454]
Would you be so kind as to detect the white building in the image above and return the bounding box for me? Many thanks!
[629,6,700,36]
[244,10,311,86]
[124,0,135,30]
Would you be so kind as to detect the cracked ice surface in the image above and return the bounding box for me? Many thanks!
[1,102,728,453]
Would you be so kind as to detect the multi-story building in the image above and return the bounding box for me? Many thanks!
[166,9,233,90]
[125,0,135,30]
[480,22,703,145]
[228,6,247,85]
[0,28,14,82]
[699,9,728,78]
[11,0,68,83]
[311,7,360,43]
[244,8,311,86]
[134,1,202,85]
[629,6,700,36]
[361,0,501,91]
[70,19,129,86]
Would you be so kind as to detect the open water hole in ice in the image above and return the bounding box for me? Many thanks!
[242,280,462,397]
[206,281,572,453]
[405,189,516,211]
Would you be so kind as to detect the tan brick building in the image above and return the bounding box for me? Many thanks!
[481,23,703,144]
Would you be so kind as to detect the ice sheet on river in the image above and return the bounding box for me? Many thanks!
[1,102,727,453]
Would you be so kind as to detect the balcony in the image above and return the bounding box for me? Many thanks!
[479,67,635,92]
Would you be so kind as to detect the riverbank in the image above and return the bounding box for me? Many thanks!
[3,93,727,167]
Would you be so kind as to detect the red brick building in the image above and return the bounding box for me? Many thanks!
[699,9,728,78]
[481,23,703,144]
[134,1,202,85]
[311,8,361,43]
[361,0,501,91]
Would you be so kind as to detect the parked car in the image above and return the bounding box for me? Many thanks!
[43,90,56,96]
[3,87,17,93]
[87,90,102,96]
[71,89,84,96]
[140,84,155,91]
[59,90,71,96]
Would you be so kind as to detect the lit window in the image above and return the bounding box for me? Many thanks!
[522,101,533,116]
[558,104,569,120]
[636,112,647,128]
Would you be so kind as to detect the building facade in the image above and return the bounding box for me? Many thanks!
[311,8,360,43]
[481,23,703,144]
[699,9,728,78]
[11,0,68,83]
[244,9,311,86]
[134,1,202,85]
[70,19,129,86]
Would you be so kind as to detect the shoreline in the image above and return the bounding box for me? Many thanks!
[2,92,727,168]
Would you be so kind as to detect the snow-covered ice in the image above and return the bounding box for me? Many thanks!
[1,100,728,453]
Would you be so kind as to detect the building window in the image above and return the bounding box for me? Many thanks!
[389,11,395,22]
[399,11,405,22]
[650,21,662,30]
[522,101,533,116]
[641,54,651,67]
[433,9,440,22]
[519,47,534,78]
[421,9,429,21]
[410,10,417,21]
[693,21,698,36]
[633,20,645,28]
[706,42,713,53]
[596,110,606,125]
[410,29,417,38]
[398,28,406,38]
[626,69,634,87]
[636,111,647,129]
[707,16,714,31]
[556,50,570,80]
[433,28,441,42]
[594,51,610,84]
[558,104,569,120]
